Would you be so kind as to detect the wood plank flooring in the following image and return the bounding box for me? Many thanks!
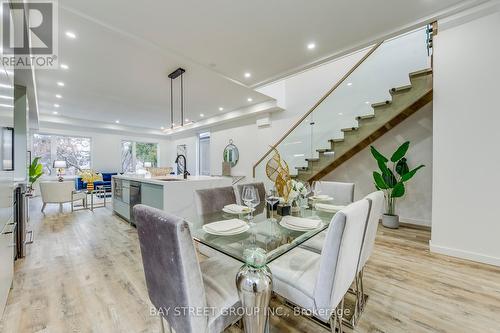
[0,198,499,333]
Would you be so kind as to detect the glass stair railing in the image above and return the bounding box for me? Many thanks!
[253,27,432,185]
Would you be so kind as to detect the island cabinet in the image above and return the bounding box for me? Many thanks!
[141,183,163,210]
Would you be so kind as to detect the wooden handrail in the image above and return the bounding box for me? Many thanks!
[252,41,384,178]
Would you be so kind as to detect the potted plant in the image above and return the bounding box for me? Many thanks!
[371,141,425,229]
[27,157,43,195]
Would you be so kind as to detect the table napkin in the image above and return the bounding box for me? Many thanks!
[224,204,250,213]
[204,219,247,233]
[281,216,321,229]
[315,203,346,213]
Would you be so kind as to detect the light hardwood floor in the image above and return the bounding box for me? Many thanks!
[1,198,499,333]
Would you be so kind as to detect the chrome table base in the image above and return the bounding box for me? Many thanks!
[236,248,273,333]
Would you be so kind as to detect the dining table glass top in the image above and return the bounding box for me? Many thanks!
[187,204,336,265]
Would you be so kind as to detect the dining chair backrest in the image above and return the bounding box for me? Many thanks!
[358,191,385,271]
[313,199,370,321]
[133,204,208,333]
[39,181,75,203]
[319,181,355,205]
[194,186,237,215]
[235,182,266,210]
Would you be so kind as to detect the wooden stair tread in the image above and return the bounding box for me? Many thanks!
[371,100,391,108]
[409,68,433,78]
[341,127,358,132]
[390,85,412,94]
[305,158,319,162]
[356,114,375,120]
[329,138,344,143]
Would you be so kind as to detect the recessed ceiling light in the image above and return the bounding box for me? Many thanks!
[185,118,190,122]
[0,95,13,100]
[160,126,165,130]
[115,120,120,124]
[65,31,77,39]
[200,113,204,117]
[244,72,251,78]
[56,94,62,99]
[307,43,316,50]
[247,98,253,102]
[219,107,224,111]
[54,104,60,108]
[365,101,370,105]
[57,81,65,87]
[60,64,69,70]
[338,112,343,116]
[347,82,353,87]
[52,111,58,115]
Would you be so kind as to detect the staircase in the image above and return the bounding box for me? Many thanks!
[252,27,434,185]
[294,68,433,182]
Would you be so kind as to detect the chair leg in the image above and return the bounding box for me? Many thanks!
[41,203,46,213]
[71,200,74,212]
[359,268,365,310]
[159,316,165,333]
[59,203,63,213]
[330,308,338,333]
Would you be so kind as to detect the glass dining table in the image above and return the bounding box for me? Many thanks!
[186,203,336,333]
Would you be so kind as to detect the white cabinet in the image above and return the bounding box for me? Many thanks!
[0,220,14,318]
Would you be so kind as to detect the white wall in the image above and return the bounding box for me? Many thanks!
[167,48,368,177]
[431,7,500,266]
[323,104,433,226]
[35,126,173,172]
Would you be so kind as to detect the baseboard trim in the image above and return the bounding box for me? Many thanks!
[399,217,432,228]
[429,241,500,267]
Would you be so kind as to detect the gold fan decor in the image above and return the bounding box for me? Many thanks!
[265,148,292,203]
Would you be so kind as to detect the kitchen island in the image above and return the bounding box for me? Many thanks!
[112,175,233,224]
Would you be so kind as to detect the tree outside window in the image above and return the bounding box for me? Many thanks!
[32,133,91,175]
[121,141,158,172]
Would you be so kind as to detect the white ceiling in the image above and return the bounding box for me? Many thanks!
[35,0,485,133]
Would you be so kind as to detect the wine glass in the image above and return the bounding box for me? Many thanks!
[312,181,322,197]
[242,186,257,221]
[302,182,312,208]
[266,189,279,222]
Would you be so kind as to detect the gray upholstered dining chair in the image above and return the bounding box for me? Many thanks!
[353,191,384,316]
[194,186,237,215]
[269,199,370,333]
[133,204,242,333]
[299,181,355,253]
[319,181,355,205]
[194,186,239,258]
[235,182,266,211]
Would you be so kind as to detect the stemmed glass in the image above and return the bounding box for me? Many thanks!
[312,181,322,197]
[242,186,260,224]
[302,182,312,209]
[265,189,279,222]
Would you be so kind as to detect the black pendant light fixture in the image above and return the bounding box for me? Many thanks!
[168,67,186,128]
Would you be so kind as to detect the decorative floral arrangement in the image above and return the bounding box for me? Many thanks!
[289,180,308,203]
[78,169,102,190]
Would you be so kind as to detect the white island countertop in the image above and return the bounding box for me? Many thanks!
[113,174,229,186]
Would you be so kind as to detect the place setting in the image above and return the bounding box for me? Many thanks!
[202,218,250,236]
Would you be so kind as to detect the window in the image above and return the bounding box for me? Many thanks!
[32,133,91,175]
[121,140,158,172]
[198,132,210,176]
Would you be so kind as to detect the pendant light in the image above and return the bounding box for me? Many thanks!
[168,67,186,128]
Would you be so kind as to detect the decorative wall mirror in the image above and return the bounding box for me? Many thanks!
[223,140,239,167]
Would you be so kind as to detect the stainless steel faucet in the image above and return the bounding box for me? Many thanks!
[174,154,189,179]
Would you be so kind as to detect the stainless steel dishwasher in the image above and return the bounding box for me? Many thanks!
[129,181,141,225]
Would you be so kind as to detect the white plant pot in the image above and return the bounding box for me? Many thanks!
[382,214,399,229]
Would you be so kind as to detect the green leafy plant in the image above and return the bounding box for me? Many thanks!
[371,141,425,216]
[29,157,44,188]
